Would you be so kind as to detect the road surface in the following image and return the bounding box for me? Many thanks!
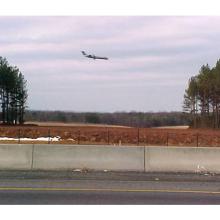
[0,171,220,204]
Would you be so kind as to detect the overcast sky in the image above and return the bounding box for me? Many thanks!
[1,16,220,112]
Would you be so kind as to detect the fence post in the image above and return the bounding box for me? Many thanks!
[48,129,51,144]
[145,130,148,146]
[166,132,169,146]
[196,133,199,147]
[107,128,110,145]
[137,128,140,146]
[78,129,80,145]
[18,129,21,144]
[32,129,35,142]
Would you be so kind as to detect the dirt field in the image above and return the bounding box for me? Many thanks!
[0,122,219,147]
[24,121,131,128]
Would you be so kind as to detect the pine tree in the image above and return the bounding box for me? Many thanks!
[183,59,220,128]
[0,57,28,125]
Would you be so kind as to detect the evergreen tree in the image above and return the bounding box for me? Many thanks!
[183,59,220,128]
[0,57,28,125]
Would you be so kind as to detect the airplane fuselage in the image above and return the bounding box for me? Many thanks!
[82,51,108,60]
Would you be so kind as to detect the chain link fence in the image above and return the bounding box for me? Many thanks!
[0,126,219,147]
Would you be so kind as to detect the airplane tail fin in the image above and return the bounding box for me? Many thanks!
[81,51,86,56]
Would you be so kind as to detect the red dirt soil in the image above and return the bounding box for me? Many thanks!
[0,124,219,147]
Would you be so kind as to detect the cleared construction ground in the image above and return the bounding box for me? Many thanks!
[0,122,218,147]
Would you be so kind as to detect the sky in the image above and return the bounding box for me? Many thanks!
[1,16,220,112]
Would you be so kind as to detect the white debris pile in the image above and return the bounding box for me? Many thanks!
[196,164,207,173]
[0,136,61,142]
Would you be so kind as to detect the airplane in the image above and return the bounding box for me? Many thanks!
[81,51,108,60]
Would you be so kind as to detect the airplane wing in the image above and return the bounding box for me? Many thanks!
[95,56,108,60]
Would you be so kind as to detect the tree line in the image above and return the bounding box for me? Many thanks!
[0,57,28,125]
[183,59,220,128]
[25,110,188,127]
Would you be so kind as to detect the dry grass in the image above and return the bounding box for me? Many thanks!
[153,125,189,129]
[24,121,130,128]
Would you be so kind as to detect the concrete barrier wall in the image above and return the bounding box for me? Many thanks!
[1,144,220,173]
[145,146,220,173]
[33,145,145,171]
[0,144,32,170]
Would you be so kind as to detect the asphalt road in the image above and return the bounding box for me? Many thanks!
[0,171,220,204]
